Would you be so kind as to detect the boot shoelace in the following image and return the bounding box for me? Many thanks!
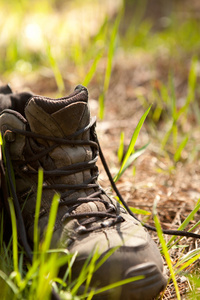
[4,117,200,244]
[2,117,200,300]
[6,117,123,232]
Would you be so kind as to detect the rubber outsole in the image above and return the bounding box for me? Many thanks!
[79,262,167,300]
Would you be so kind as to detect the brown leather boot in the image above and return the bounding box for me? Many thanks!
[0,85,167,300]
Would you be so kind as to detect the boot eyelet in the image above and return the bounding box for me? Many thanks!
[101,220,111,228]
[76,225,87,234]
[116,215,124,223]
[5,130,15,142]
[119,206,127,213]
[108,203,116,211]
[61,212,71,222]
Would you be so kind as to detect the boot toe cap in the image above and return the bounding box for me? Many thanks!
[63,221,167,300]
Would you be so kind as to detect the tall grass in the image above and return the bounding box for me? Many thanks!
[153,196,200,299]
[153,197,180,299]
[0,166,144,300]
[161,57,198,154]
[46,42,65,96]
[98,5,124,119]
[114,106,151,182]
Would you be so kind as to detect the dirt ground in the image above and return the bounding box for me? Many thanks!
[95,55,200,299]
[12,51,199,299]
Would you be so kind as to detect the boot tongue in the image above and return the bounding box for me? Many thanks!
[25,86,89,139]
[25,86,107,216]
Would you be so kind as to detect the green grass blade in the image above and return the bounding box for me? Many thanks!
[153,198,181,300]
[114,143,149,182]
[94,246,120,272]
[193,100,200,125]
[41,193,60,253]
[187,219,200,233]
[129,206,151,216]
[176,56,198,119]
[84,248,101,294]
[98,92,105,120]
[114,106,151,182]
[34,194,60,300]
[174,134,189,162]
[176,248,200,267]
[160,82,170,105]
[8,198,21,285]
[167,217,200,251]
[169,73,177,120]
[92,15,108,44]
[80,275,144,299]
[83,50,103,87]
[117,131,125,163]
[33,168,43,260]
[46,42,65,95]
[71,246,120,297]
[59,252,78,288]
[161,121,173,150]
[167,199,200,247]
[176,252,200,276]
[187,56,198,104]
[0,270,19,294]
[104,11,122,93]
[98,6,124,119]
[71,249,96,295]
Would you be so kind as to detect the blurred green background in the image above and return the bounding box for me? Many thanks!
[1,0,200,96]
[1,0,200,155]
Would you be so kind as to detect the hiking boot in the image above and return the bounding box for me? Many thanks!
[0,85,167,300]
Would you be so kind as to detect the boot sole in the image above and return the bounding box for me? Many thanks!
[80,262,167,300]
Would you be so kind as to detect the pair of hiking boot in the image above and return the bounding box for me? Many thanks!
[0,84,167,299]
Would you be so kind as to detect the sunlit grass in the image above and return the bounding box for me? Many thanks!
[98,4,123,119]
[1,0,199,96]
[0,201,143,300]
[0,150,144,300]
[153,196,200,300]
[114,105,151,182]
[137,56,199,165]
[153,197,181,300]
